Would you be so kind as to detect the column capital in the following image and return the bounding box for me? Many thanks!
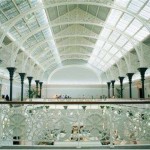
[39,82,43,88]
[126,73,134,81]
[138,67,148,77]
[107,82,111,86]
[7,67,16,78]
[7,67,16,72]
[27,76,33,82]
[111,80,115,85]
[19,73,26,81]
[118,76,125,84]
[35,80,39,84]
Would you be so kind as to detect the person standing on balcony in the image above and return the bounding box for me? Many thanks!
[2,95,5,99]
[5,95,9,101]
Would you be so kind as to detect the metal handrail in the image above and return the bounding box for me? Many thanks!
[0,99,150,104]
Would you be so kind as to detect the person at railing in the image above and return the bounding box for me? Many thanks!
[55,94,71,99]
[112,95,116,99]
[5,94,9,101]
[2,95,5,99]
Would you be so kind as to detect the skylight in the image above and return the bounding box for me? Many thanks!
[1,0,61,71]
[88,0,150,72]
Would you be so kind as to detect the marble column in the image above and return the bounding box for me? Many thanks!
[138,68,147,99]
[19,73,26,101]
[27,76,33,98]
[35,80,39,98]
[107,82,111,98]
[118,77,125,98]
[7,67,16,101]
[126,73,134,99]
[111,80,115,97]
[39,82,43,98]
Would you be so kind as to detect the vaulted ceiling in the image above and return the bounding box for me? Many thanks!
[0,0,150,82]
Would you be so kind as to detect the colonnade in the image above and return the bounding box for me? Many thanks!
[7,67,43,101]
[107,67,148,99]
[6,66,148,100]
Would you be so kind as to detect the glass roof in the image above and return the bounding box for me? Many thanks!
[0,0,150,81]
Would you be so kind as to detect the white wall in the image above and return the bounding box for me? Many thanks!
[42,85,108,99]
[48,66,100,84]
[45,65,108,99]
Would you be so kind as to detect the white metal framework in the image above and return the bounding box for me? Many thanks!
[0,0,150,82]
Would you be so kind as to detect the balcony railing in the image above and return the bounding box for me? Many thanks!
[0,99,150,148]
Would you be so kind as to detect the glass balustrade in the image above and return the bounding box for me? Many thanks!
[0,100,149,148]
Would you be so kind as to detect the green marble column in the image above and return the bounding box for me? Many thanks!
[19,73,26,101]
[35,80,39,98]
[39,82,43,98]
[7,67,16,101]
[118,77,125,98]
[138,68,147,99]
[126,73,134,99]
[27,76,33,98]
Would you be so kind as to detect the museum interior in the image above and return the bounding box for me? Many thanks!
[0,0,150,149]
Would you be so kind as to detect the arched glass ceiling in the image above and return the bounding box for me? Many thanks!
[0,0,150,80]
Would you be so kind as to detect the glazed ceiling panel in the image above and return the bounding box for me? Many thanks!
[62,59,87,65]
[56,37,95,48]
[55,24,99,39]
[59,46,93,55]
[46,4,110,65]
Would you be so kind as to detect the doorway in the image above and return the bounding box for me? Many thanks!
[139,88,142,98]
